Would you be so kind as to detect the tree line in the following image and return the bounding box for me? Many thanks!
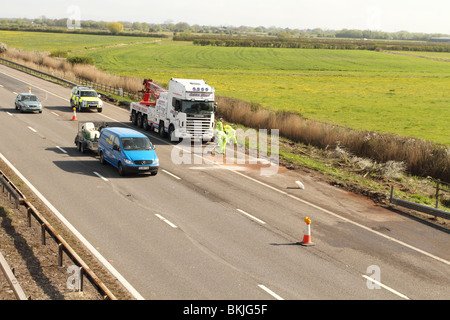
[0,17,448,41]
[179,36,450,52]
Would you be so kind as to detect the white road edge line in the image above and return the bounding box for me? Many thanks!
[362,275,409,300]
[237,209,266,225]
[155,214,178,228]
[56,146,67,154]
[27,126,37,133]
[101,112,450,267]
[0,153,145,300]
[162,169,181,180]
[258,284,284,300]
[0,71,69,102]
[8,65,444,268]
[6,112,12,116]
[94,171,109,182]
[229,169,450,267]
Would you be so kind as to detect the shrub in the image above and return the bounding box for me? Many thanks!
[0,42,7,53]
[49,50,68,58]
[67,55,94,65]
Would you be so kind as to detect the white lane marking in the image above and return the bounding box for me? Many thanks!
[51,111,59,117]
[0,153,145,300]
[258,284,284,300]
[362,275,409,300]
[56,146,67,154]
[237,209,266,225]
[100,112,450,266]
[27,126,37,133]
[94,171,109,182]
[0,84,4,87]
[162,169,181,180]
[155,214,178,228]
[13,91,17,95]
[229,169,450,267]
[0,71,69,102]
[6,112,12,116]
[10,67,445,268]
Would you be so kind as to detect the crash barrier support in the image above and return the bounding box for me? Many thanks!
[0,251,29,300]
[0,169,117,300]
[390,186,450,220]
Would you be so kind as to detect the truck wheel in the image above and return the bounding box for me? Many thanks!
[169,125,179,142]
[131,111,137,125]
[137,113,143,128]
[142,116,149,131]
[80,142,85,154]
[159,121,167,138]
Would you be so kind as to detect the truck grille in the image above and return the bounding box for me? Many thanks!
[186,115,212,135]
[134,160,153,165]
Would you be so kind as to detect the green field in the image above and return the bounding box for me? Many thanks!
[1,31,449,145]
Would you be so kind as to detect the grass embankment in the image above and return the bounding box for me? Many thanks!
[0,31,448,215]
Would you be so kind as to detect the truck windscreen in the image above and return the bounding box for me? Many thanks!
[182,101,214,114]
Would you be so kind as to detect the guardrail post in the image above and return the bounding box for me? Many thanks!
[58,243,63,267]
[27,207,32,227]
[41,223,46,245]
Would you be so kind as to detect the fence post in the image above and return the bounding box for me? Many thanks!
[435,180,440,209]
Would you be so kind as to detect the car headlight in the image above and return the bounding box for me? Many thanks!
[123,159,133,165]
[99,100,103,107]
[153,158,159,165]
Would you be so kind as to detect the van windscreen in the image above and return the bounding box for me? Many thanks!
[121,137,154,150]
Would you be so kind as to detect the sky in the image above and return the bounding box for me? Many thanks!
[1,0,449,34]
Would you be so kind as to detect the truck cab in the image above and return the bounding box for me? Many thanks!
[163,78,216,142]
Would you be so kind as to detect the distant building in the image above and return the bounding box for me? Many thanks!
[430,37,450,43]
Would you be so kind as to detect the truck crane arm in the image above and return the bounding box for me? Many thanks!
[139,79,167,105]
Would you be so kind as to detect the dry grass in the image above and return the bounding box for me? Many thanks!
[2,47,449,182]
[1,48,142,92]
[216,95,450,183]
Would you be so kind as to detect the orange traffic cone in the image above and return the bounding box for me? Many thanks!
[300,217,315,246]
[72,107,77,121]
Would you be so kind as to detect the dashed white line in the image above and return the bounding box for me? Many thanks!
[236,209,266,225]
[27,126,37,133]
[162,169,181,180]
[362,275,409,300]
[56,146,67,154]
[94,171,109,182]
[0,84,4,87]
[51,111,60,117]
[258,284,284,300]
[155,214,178,228]
[0,152,145,300]
[6,112,12,116]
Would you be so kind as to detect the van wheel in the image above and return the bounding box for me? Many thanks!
[99,152,106,165]
[80,142,85,153]
[118,163,125,176]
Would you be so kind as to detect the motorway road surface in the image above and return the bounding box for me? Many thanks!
[0,64,449,300]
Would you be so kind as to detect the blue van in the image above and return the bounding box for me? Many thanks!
[98,127,159,176]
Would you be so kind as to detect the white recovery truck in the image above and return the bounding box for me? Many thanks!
[129,78,217,142]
